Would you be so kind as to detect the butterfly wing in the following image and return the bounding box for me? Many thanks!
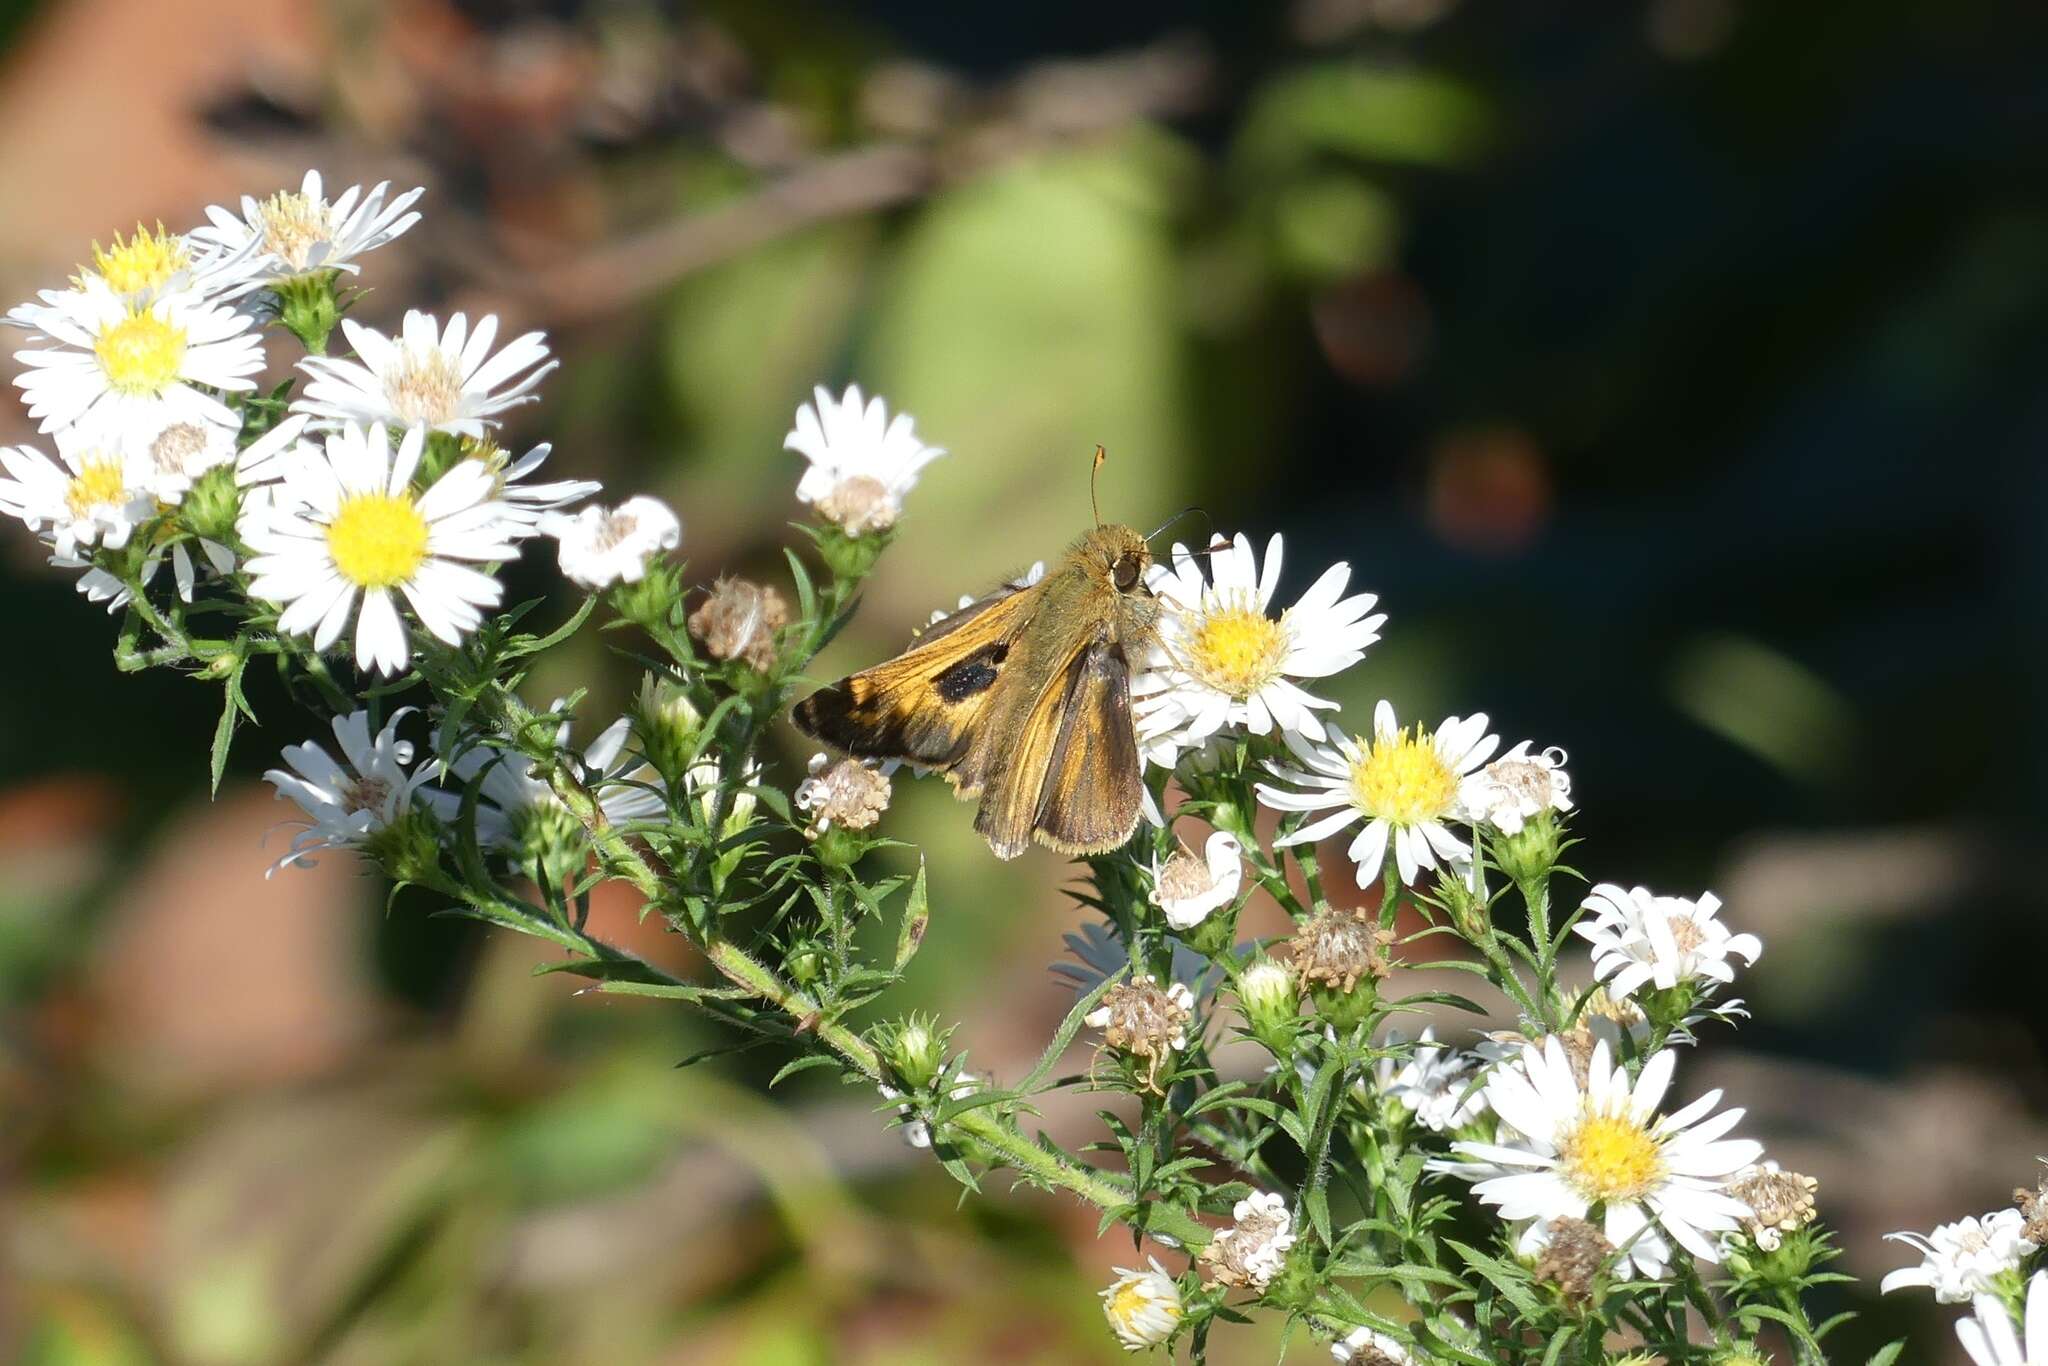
[971,631,1142,859]
[791,583,1040,776]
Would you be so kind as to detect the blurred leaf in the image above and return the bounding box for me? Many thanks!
[1235,64,1492,173]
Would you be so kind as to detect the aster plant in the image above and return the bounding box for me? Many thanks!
[8,172,2030,1365]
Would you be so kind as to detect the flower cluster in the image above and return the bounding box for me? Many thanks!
[6,171,1954,1366]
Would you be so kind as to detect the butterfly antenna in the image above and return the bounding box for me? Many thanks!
[1144,506,1212,548]
[1090,445,1106,528]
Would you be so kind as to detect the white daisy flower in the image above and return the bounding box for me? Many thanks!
[1882,1210,2038,1303]
[1257,701,1499,888]
[1374,1027,1488,1132]
[295,311,557,437]
[1959,1272,2048,1366]
[0,425,154,555]
[441,705,666,851]
[1333,1326,1412,1364]
[1574,884,1762,1002]
[1199,1190,1297,1291]
[542,495,681,590]
[1146,830,1243,930]
[1134,532,1385,752]
[1435,1038,1761,1280]
[241,422,520,676]
[11,280,265,436]
[7,224,257,329]
[191,170,423,285]
[458,438,600,528]
[1100,1259,1182,1351]
[264,709,432,873]
[1464,739,1573,834]
[784,383,945,535]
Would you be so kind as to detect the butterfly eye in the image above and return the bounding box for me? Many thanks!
[1112,552,1144,592]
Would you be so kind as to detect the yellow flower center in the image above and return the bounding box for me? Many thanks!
[94,308,188,395]
[1558,1110,1665,1202]
[256,190,335,271]
[326,492,430,588]
[1185,599,1291,699]
[1348,725,1458,826]
[66,455,130,518]
[384,346,464,426]
[1109,1279,1177,1328]
[86,223,189,296]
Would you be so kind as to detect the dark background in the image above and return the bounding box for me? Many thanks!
[2,1,2043,1361]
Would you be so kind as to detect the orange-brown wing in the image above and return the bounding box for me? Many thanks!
[791,584,1040,772]
[971,634,1142,859]
[1031,640,1143,855]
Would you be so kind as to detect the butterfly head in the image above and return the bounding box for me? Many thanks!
[1079,523,1153,595]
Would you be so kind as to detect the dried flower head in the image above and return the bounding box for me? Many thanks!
[1532,1215,1614,1302]
[1729,1161,1819,1251]
[796,753,892,834]
[1332,1326,1412,1365]
[1087,974,1194,1091]
[1291,907,1395,994]
[689,576,789,671]
[2014,1165,2048,1247]
[1199,1190,1297,1291]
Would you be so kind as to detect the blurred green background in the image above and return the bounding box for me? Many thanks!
[2,0,2045,1362]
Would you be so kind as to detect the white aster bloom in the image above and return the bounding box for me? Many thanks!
[1200,1190,1297,1291]
[785,383,945,534]
[1146,830,1243,930]
[443,715,665,853]
[1257,700,1498,888]
[241,422,519,676]
[296,311,556,437]
[1134,532,1385,753]
[1436,1038,1761,1280]
[1100,1259,1182,1351]
[7,224,256,330]
[542,495,681,590]
[1332,1327,1412,1364]
[12,280,265,435]
[1374,1027,1488,1132]
[0,425,154,555]
[1464,739,1573,834]
[1574,883,1762,1002]
[1959,1272,2048,1366]
[1882,1210,2038,1304]
[191,170,423,285]
[264,709,432,873]
[459,438,600,528]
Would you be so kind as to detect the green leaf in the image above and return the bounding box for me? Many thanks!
[770,1054,840,1087]
[1444,1239,1548,1324]
[1865,1343,1906,1366]
[207,651,251,794]
[1016,967,1127,1096]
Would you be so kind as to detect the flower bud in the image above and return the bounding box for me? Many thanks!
[1234,957,1299,1054]
[1100,1260,1182,1351]
[1491,808,1566,888]
[177,463,241,542]
[632,674,702,784]
[877,1013,950,1089]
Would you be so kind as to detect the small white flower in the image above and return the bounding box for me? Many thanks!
[11,280,265,436]
[1134,532,1386,753]
[1374,1027,1488,1132]
[264,709,432,873]
[441,703,666,851]
[1100,1259,1182,1351]
[191,170,423,284]
[1332,1326,1412,1364]
[1434,1038,1761,1280]
[8,223,256,327]
[1257,700,1499,888]
[785,383,945,534]
[1574,884,1762,1002]
[542,495,681,590]
[1883,1210,2038,1303]
[241,422,521,676]
[1200,1189,1297,1291]
[0,425,154,555]
[1463,739,1573,834]
[296,311,557,437]
[1958,1271,2048,1366]
[1146,830,1243,930]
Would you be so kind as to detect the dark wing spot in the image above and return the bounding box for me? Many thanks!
[933,643,1007,702]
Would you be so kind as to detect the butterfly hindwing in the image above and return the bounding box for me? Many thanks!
[1031,638,1143,855]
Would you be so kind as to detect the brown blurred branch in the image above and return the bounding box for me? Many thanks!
[465,36,1212,325]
